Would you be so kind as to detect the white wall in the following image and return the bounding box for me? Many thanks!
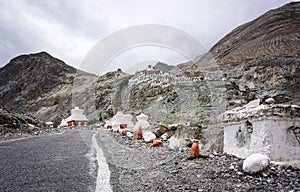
[224,117,300,162]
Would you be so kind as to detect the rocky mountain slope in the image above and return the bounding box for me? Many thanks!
[211,2,299,64]
[208,2,300,105]
[0,52,98,126]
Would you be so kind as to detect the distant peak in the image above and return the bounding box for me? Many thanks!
[153,62,175,73]
[9,51,53,63]
[28,51,55,59]
[33,51,51,56]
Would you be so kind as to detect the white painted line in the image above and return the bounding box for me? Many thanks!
[0,130,66,144]
[92,133,113,192]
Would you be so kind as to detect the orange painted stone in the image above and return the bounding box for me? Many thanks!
[136,126,142,140]
[121,129,127,136]
[153,140,163,147]
[190,143,200,158]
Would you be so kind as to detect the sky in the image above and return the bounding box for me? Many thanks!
[0,0,296,75]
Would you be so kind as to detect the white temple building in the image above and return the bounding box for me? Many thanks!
[59,107,88,128]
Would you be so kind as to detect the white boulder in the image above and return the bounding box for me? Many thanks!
[143,131,156,143]
[168,136,181,150]
[126,132,134,138]
[161,133,168,141]
[265,97,275,104]
[243,153,270,174]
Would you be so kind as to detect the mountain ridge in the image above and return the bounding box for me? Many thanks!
[210,1,300,65]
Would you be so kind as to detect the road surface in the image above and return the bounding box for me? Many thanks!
[0,129,111,192]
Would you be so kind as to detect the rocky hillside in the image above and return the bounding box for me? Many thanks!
[208,2,300,105]
[0,52,98,126]
[94,2,300,151]
[211,2,299,64]
[0,109,49,138]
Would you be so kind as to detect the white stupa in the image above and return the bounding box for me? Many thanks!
[134,113,150,131]
[123,114,134,130]
[60,107,88,127]
[111,118,120,132]
[67,107,88,122]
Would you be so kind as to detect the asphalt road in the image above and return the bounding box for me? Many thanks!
[0,129,105,192]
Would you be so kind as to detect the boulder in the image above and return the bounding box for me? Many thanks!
[121,129,127,136]
[126,132,134,138]
[136,126,143,140]
[161,132,173,141]
[243,153,270,174]
[265,98,275,104]
[168,136,181,150]
[153,140,163,147]
[152,124,169,138]
[143,131,156,143]
[190,143,200,158]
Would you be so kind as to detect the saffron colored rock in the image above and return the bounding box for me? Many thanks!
[153,140,163,147]
[190,143,200,158]
[121,129,127,136]
[136,126,143,140]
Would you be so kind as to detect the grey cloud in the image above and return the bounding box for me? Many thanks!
[0,0,294,70]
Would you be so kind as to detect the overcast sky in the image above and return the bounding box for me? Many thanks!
[0,0,295,74]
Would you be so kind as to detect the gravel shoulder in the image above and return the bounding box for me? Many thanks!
[96,130,300,192]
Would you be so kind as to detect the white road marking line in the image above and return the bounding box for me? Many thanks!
[92,133,113,192]
[0,130,66,144]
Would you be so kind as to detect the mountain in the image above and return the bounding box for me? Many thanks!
[181,2,300,106]
[153,62,175,73]
[1,2,299,151]
[0,52,98,126]
[210,2,299,65]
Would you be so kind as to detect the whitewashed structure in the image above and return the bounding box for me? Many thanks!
[66,107,88,127]
[128,65,203,87]
[221,103,300,164]
[123,114,134,130]
[134,113,150,131]
[105,111,134,131]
